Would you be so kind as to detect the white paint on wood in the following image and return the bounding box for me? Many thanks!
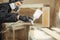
[52,28,60,33]
[20,4,44,8]
[42,7,50,27]
[40,28,60,40]
[29,27,54,40]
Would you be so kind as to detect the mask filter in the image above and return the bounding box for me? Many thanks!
[14,6,20,12]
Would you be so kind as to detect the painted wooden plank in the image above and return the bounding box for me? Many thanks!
[40,28,60,40]
[42,7,50,27]
[4,21,31,30]
[20,4,43,8]
[52,28,60,33]
[29,27,54,40]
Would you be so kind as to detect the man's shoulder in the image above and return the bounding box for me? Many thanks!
[0,2,9,5]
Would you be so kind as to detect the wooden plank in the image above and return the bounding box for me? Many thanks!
[3,0,9,2]
[40,28,60,40]
[20,4,43,8]
[52,28,60,33]
[42,7,50,27]
[29,28,54,40]
[4,21,31,30]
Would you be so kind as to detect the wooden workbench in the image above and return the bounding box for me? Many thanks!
[3,21,31,40]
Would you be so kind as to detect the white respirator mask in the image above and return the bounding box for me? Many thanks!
[9,3,21,12]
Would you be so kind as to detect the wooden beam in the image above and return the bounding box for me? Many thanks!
[29,28,54,40]
[52,28,60,33]
[40,28,60,40]
[20,4,44,8]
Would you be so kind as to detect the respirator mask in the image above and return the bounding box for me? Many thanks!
[9,3,21,12]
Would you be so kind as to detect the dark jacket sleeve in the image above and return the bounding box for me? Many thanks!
[19,16,33,22]
[4,13,18,23]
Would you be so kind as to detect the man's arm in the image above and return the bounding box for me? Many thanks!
[4,13,33,23]
[4,13,18,22]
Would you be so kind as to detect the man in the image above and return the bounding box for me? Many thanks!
[0,0,33,40]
